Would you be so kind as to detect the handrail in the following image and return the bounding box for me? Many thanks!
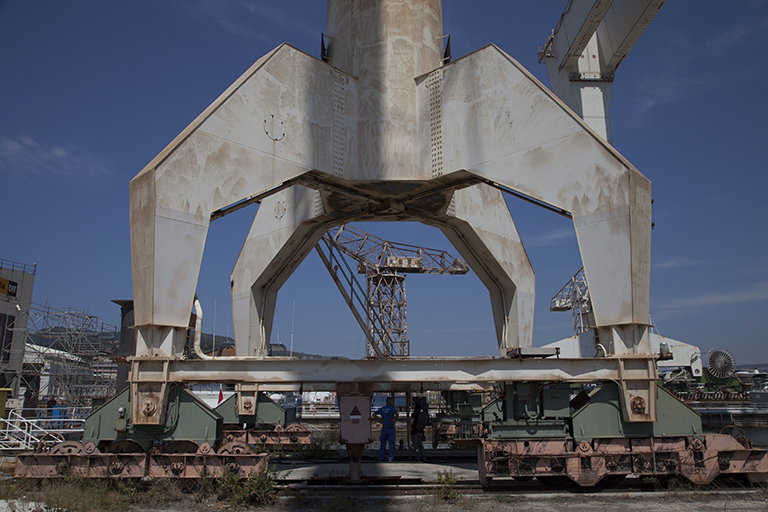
[1,409,86,451]
[0,258,36,274]
[1,410,49,449]
[301,403,340,418]
[8,406,92,419]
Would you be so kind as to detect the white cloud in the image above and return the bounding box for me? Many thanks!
[525,227,575,248]
[631,15,768,119]
[182,0,320,44]
[0,135,114,182]
[701,17,768,57]
[633,74,703,118]
[653,257,707,269]
[658,281,768,310]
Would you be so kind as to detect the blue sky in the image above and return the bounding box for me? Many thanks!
[1,1,766,364]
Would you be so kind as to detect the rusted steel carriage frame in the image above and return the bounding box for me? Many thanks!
[223,425,312,450]
[433,421,486,448]
[15,450,268,479]
[479,435,768,486]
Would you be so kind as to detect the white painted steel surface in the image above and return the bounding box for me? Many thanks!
[130,0,652,353]
[542,332,704,378]
[436,45,651,343]
[231,186,331,357]
[128,0,659,423]
[436,185,534,352]
[542,0,667,143]
[129,356,657,392]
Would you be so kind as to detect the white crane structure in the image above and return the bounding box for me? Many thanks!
[128,0,667,427]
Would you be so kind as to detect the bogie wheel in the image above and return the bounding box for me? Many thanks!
[719,425,751,448]
[36,432,66,452]
[106,441,144,454]
[162,441,199,453]
[217,441,256,455]
[537,475,572,487]
[598,474,627,487]
[82,441,99,455]
[51,441,84,455]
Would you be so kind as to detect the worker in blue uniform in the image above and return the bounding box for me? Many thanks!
[373,396,399,461]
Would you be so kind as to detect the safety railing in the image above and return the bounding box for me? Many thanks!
[14,406,92,422]
[301,404,340,418]
[0,258,36,274]
[0,408,87,452]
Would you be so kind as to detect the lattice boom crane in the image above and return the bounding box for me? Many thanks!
[317,225,468,358]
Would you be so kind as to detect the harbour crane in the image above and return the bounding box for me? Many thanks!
[316,225,469,358]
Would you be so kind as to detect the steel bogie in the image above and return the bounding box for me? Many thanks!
[88,453,147,478]
[15,449,146,479]
[216,393,313,450]
[202,453,268,479]
[16,439,268,479]
[148,453,206,479]
[244,423,312,450]
[432,421,484,448]
[477,382,768,487]
[50,441,84,455]
[161,440,199,454]
[479,434,768,487]
[217,441,256,455]
[14,383,280,479]
[82,385,223,452]
[106,440,144,454]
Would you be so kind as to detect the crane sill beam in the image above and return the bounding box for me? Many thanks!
[129,356,657,388]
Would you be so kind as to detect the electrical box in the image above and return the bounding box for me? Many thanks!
[338,395,372,445]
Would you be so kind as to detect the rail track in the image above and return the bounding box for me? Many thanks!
[266,453,767,497]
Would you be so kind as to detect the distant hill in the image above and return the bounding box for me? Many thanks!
[196,334,331,359]
[25,330,330,360]
[28,327,119,358]
[737,363,768,372]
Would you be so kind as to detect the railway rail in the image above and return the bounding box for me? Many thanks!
[265,456,768,496]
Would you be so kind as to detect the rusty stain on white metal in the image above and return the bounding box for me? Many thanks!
[127,0,657,426]
[129,0,652,362]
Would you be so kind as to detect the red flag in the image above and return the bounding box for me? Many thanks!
[218,384,224,404]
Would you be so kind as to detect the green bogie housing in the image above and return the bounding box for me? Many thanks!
[571,383,702,441]
[484,381,703,442]
[83,384,224,452]
[82,384,296,452]
[215,393,296,426]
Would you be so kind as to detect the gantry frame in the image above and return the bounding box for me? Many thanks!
[128,0,663,427]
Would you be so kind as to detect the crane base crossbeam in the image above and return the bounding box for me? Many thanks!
[129,355,654,390]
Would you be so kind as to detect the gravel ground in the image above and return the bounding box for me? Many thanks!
[2,487,767,511]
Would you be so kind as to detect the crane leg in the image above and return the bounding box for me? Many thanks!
[231,186,331,357]
[433,184,535,354]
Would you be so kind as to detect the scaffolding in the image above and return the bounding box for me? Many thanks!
[7,303,119,403]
